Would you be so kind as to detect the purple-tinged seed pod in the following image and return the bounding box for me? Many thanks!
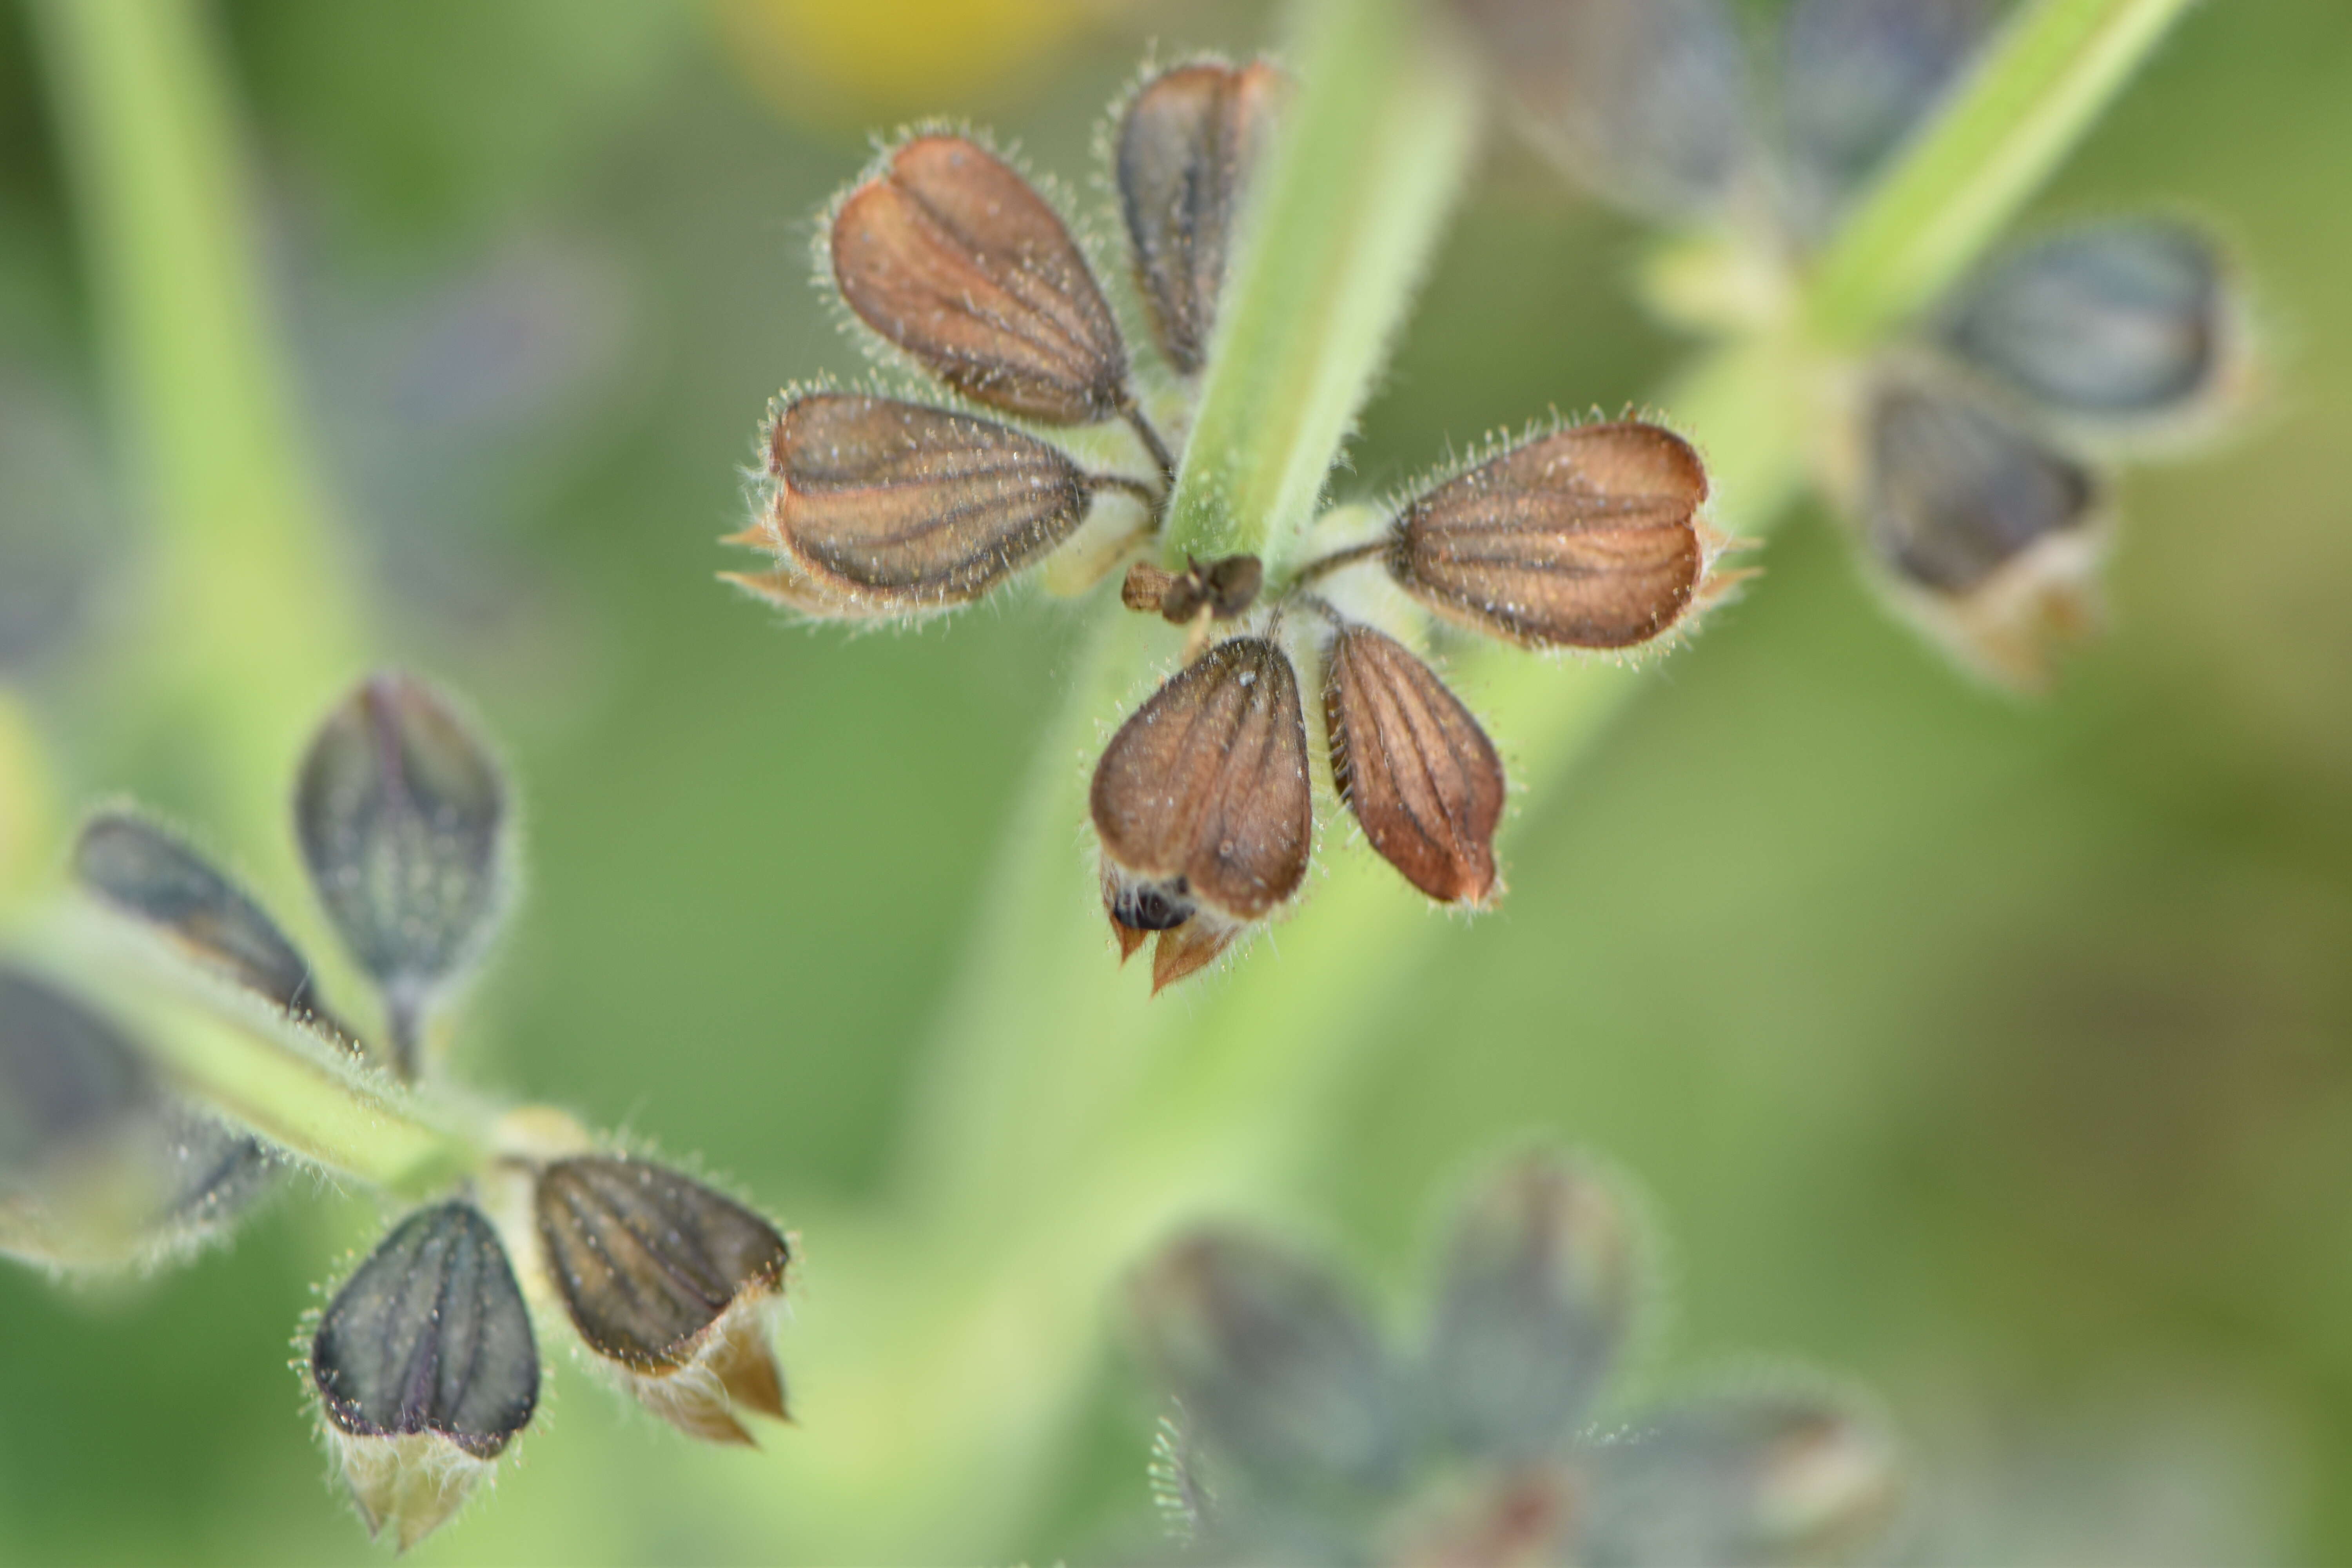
[730,392,1098,613]
[73,810,357,1050]
[1116,60,1288,376]
[1388,421,1711,650]
[1578,1393,1901,1566]
[534,1155,793,1447]
[295,672,508,1077]
[1780,0,1993,243]
[1,964,273,1268]
[1323,624,1504,906]
[309,1200,539,1549]
[1426,1151,1635,1463]
[1129,1229,1404,1490]
[1454,0,1751,220]
[831,136,1130,426]
[1944,219,2234,426]
[1090,636,1312,993]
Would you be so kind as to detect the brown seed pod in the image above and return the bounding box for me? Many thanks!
[831,135,1129,425]
[1090,637,1312,991]
[1116,61,1287,375]
[1323,625,1504,905]
[534,1156,793,1446]
[1388,422,1709,649]
[742,392,1098,610]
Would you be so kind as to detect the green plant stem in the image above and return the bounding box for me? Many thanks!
[1807,0,2200,345]
[1163,0,1479,568]
[31,0,363,868]
[874,0,2200,1557]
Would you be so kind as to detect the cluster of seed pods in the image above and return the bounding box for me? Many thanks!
[1456,0,2249,687]
[728,60,1722,990]
[0,675,795,1548]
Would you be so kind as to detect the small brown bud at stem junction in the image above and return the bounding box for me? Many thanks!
[1091,636,1312,992]
[1322,624,1504,905]
[748,393,1099,611]
[1388,422,1710,650]
[1116,60,1287,375]
[831,135,1130,426]
[1120,554,1263,624]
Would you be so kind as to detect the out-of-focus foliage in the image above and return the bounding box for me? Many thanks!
[2,0,2348,1563]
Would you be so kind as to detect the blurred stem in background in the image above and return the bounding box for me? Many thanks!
[17,0,2196,1556]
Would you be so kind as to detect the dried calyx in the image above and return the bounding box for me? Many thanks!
[727,55,1726,989]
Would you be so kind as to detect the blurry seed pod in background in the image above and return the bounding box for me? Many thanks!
[1115,59,1288,376]
[294,673,510,1073]
[1128,1228,1405,1491]
[309,1200,539,1548]
[1321,622,1504,907]
[1578,1392,1902,1567]
[72,811,355,1048]
[1425,1150,1635,1463]
[831,135,1131,426]
[1861,370,2108,688]
[0,963,275,1268]
[533,1155,793,1446]
[1777,0,1993,245]
[1387,421,1712,651]
[738,392,1101,612]
[1943,218,2247,441]
[1452,0,1752,221]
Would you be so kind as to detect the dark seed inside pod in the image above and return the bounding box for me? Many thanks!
[535,1156,791,1373]
[73,811,352,1046]
[1944,219,2226,420]
[1388,422,1708,649]
[1866,380,2098,594]
[311,1201,539,1460]
[1111,878,1196,933]
[1090,636,1313,928]
[1116,60,1286,374]
[1323,625,1504,905]
[831,135,1129,425]
[762,393,1096,606]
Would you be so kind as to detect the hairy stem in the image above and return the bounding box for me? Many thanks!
[1162,0,1479,569]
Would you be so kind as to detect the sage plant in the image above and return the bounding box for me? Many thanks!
[1,673,794,1548]
[727,61,1733,990]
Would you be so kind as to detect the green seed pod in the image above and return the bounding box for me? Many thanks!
[534,1155,793,1446]
[1388,422,1711,650]
[1577,1393,1901,1566]
[1090,636,1312,992]
[1129,1229,1403,1490]
[1116,60,1287,375]
[743,392,1099,612]
[0,963,273,1267]
[310,1200,539,1548]
[831,135,1129,425]
[1425,1151,1635,1462]
[1323,624,1504,906]
[73,810,355,1048]
[295,673,509,1074]
[1944,219,2236,429]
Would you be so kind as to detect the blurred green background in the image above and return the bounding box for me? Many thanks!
[2,0,2349,1562]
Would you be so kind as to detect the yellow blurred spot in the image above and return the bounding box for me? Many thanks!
[711,0,1103,126]
[0,691,60,914]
